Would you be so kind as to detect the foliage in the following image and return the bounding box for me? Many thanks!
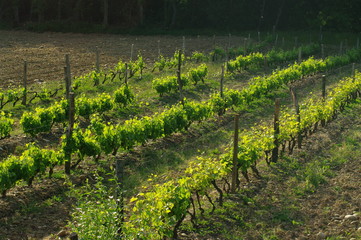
[0,111,13,139]
[68,176,121,240]
[227,43,319,74]
[0,143,60,195]
[124,71,361,239]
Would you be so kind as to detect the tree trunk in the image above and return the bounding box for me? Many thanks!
[274,0,285,31]
[12,0,20,25]
[164,0,168,28]
[13,5,20,26]
[138,0,144,26]
[258,0,266,31]
[103,0,109,27]
[74,0,82,21]
[57,0,62,21]
[170,0,177,28]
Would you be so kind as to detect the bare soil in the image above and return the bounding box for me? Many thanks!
[0,30,239,89]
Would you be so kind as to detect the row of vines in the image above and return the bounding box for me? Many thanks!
[1,45,360,198]
[121,71,361,239]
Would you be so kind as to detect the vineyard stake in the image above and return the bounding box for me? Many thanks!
[298,48,302,62]
[274,34,278,46]
[352,63,356,80]
[271,98,281,163]
[182,36,186,55]
[96,49,100,72]
[65,92,75,175]
[65,54,72,99]
[220,64,224,98]
[64,66,69,99]
[321,75,327,127]
[294,36,298,48]
[231,114,240,193]
[124,63,128,85]
[177,50,184,104]
[322,75,326,100]
[22,61,27,105]
[319,25,323,43]
[290,87,302,148]
[157,40,161,57]
[258,31,261,42]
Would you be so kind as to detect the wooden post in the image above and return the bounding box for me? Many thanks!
[352,63,356,79]
[231,114,240,193]
[321,75,326,127]
[322,75,326,100]
[182,36,186,55]
[177,50,184,103]
[319,25,323,43]
[258,31,261,42]
[115,157,124,236]
[271,98,281,163]
[124,63,128,85]
[65,54,72,99]
[294,36,298,48]
[220,64,224,98]
[22,61,27,105]
[96,49,100,72]
[290,87,302,148]
[298,48,302,62]
[274,34,278,46]
[157,40,161,57]
[65,92,75,175]
[64,66,69,99]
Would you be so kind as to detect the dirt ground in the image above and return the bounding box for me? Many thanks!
[0,30,242,89]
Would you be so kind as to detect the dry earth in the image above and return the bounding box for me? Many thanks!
[0,30,241,89]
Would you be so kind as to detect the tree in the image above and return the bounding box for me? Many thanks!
[103,0,108,27]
